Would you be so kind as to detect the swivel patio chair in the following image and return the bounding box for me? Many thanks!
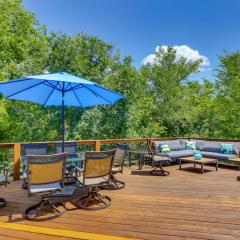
[21,143,48,189]
[106,145,128,190]
[76,150,114,211]
[0,163,9,208]
[25,153,72,221]
[146,140,171,176]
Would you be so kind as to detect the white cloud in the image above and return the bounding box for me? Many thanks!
[142,45,210,71]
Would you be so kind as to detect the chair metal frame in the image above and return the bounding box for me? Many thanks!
[25,153,68,221]
[76,150,114,211]
[0,163,10,208]
[107,145,128,190]
[21,143,49,189]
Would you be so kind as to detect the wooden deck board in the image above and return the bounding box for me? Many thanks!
[0,164,240,239]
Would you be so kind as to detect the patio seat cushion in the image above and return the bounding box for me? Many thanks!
[153,140,185,152]
[112,166,121,172]
[30,182,62,194]
[166,150,195,158]
[78,176,107,186]
[52,185,76,197]
[200,151,237,160]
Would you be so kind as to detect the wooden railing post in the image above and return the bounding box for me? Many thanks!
[14,143,21,181]
[95,140,101,151]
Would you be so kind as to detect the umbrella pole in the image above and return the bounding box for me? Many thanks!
[61,87,65,152]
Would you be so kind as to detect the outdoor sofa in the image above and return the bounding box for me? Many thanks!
[151,139,240,167]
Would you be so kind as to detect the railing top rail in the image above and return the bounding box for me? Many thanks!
[1,137,240,149]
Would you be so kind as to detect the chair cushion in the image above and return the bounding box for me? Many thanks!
[167,150,195,158]
[153,140,184,152]
[30,182,62,194]
[52,186,76,197]
[112,166,121,172]
[78,176,107,186]
[200,151,237,160]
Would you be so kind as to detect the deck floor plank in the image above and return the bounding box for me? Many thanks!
[0,164,240,239]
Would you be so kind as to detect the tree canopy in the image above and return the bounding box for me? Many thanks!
[0,0,240,143]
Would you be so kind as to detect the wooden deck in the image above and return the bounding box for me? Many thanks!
[0,164,240,240]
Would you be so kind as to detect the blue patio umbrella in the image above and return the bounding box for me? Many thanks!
[0,72,124,151]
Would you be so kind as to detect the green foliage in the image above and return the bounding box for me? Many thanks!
[0,0,240,143]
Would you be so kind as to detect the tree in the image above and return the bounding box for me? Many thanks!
[213,51,240,138]
[140,46,202,137]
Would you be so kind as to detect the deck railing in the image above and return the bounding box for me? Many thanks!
[1,137,240,180]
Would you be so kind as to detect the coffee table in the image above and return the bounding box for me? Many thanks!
[178,157,218,174]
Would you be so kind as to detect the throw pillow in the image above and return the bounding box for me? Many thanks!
[159,144,171,152]
[221,143,234,154]
[186,141,196,150]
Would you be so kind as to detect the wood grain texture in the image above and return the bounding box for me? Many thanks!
[0,164,240,239]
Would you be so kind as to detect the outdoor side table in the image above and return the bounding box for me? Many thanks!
[128,151,149,170]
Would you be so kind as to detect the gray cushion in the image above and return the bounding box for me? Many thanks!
[189,139,206,150]
[200,151,237,160]
[201,141,222,153]
[153,140,185,151]
[78,176,107,186]
[167,150,195,158]
[30,182,61,194]
[201,141,240,156]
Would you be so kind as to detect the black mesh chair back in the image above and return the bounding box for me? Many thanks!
[55,142,77,158]
[23,143,48,156]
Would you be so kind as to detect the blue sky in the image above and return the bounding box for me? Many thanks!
[23,0,240,80]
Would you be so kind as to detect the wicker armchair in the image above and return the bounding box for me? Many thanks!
[76,150,114,210]
[24,153,76,221]
[146,140,171,176]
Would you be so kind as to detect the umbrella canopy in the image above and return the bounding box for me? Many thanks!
[0,72,124,151]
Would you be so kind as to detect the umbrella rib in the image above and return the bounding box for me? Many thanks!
[43,81,62,91]
[6,81,46,99]
[69,83,83,107]
[43,82,58,106]
[82,85,113,104]
[65,84,83,92]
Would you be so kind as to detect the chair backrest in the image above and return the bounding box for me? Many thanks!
[113,147,127,170]
[26,153,67,193]
[55,142,77,157]
[83,150,114,184]
[23,143,48,156]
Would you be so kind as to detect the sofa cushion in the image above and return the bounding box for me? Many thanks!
[190,139,205,150]
[200,151,237,160]
[159,144,171,152]
[153,140,184,152]
[221,143,234,154]
[201,141,222,153]
[186,140,197,150]
[167,150,195,158]
[201,141,240,156]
